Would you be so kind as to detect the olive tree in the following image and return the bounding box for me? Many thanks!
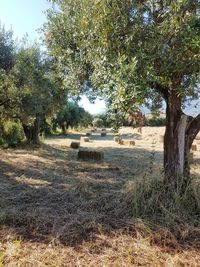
[12,45,57,144]
[45,0,200,191]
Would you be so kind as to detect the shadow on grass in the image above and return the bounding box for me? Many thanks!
[46,132,118,142]
[0,140,199,250]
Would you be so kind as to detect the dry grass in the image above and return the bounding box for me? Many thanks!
[0,127,199,266]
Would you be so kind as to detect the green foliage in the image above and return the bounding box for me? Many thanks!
[0,120,24,147]
[0,25,59,144]
[78,108,93,128]
[13,45,56,124]
[53,101,93,133]
[92,118,104,128]
[0,25,18,109]
[45,0,200,114]
[94,113,112,128]
[0,24,15,71]
[132,176,200,225]
[145,117,166,127]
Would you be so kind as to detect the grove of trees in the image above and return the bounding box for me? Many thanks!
[53,101,93,134]
[0,25,93,146]
[45,0,200,192]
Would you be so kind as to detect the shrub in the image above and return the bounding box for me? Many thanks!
[132,176,200,230]
[0,120,24,147]
[145,117,166,126]
[93,118,104,128]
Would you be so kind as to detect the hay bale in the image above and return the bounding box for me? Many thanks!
[86,132,92,136]
[114,136,120,142]
[118,139,124,145]
[101,132,107,137]
[123,140,136,146]
[78,149,104,160]
[191,144,197,151]
[70,141,80,149]
[159,135,164,143]
[195,133,200,140]
[189,152,194,163]
[80,136,90,142]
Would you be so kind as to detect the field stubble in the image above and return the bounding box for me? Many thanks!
[0,127,199,266]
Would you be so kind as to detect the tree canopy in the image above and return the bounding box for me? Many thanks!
[0,25,93,144]
[45,0,200,190]
[45,0,200,109]
[54,101,93,133]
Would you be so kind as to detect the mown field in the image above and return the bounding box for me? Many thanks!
[0,127,200,266]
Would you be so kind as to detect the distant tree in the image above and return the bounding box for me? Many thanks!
[55,102,79,134]
[0,26,65,145]
[78,107,93,128]
[97,113,112,128]
[0,25,15,71]
[92,113,113,128]
[92,118,104,128]
[0,25,17,109]
[54,102,92,133]
[12,45,57,144]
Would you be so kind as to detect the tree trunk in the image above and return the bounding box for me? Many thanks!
[164,92,200,191]
[22,117,40,145]
[164,92,189,191]
[61,124,67,134]
[184,114,200,177]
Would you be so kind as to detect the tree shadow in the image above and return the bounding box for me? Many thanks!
[0,158,132,246]
[46,132,127,142]
[0,141,199,250]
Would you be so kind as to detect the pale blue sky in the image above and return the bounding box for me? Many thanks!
[0,0,106,114]
[0,0,51,41]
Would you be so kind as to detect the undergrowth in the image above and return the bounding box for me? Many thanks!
[131,175,200,247]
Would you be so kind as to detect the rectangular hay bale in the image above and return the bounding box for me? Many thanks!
[123,140,136,146]
[80,136,90,142]
[159,135,164,143]
[114,136,120,142]
[78,149,104,160]
[195,134,200,140]
[191,144,197,151]
[70,141,80,149]
[118,139,124,145]
[101,132,107,137]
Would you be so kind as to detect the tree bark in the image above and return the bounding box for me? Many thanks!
[22,117,40,145]
[164,92,200,191]
[184,114,200,177]
[61,124,67,134]
[164,92,183,183]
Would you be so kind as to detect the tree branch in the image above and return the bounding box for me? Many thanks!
[149,81,169,101]
[186,113,200,148]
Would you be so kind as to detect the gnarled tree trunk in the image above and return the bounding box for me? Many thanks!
[61,124,67,134]
[164,92,200,192]
[184,114,200,177]
[164,93,183,181]
[22,116,41,145]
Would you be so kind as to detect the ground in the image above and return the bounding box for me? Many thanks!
[0,127,199,266]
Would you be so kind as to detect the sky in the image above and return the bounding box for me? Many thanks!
[0,1,199,116]
[0,0,50,41]
[0,0,106,115]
